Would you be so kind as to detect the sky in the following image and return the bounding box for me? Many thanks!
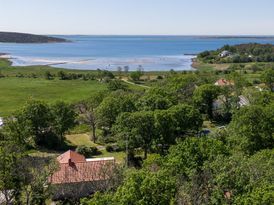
[0,0,274,35]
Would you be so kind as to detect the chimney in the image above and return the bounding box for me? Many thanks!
[68,159,74,166]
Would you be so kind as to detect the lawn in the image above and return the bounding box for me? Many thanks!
[0,77,107,116]
[65,133,126,163]
[66,133,98,147]
[28,133,126,163]
[192,60,230,71]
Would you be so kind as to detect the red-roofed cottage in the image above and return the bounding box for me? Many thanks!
[49,150,115,201]
[214,78,234,86]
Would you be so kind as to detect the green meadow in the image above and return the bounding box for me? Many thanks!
[0,77,107,116]
[0,58,148,116]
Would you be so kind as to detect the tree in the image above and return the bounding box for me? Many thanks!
[0,143,24,205]
[19,101,53,146]
[82,170,176,205]
[193,84,221,120]
[107,79,128,91]
[154,110,177,153]
[136,85,178,111]
[96,92,137,132]
[200,149,274,204]
[0,71,5,78]
[137,90,173,111]
[165,137,227,179]
[130,71,143,81]
[229,71,249,96]
[11,100,77,149]
[57,71,66,80]
[169,104,203,136]
[113,111,156,159]
[228,105,274,154]
[20,156,57,205]
[261,68,274,90]
[0,131,56,205]
[117,66,122,79]
[123,66,129,74]
[51,101,76,143]
[212,86,235,123]
[152,104,202,154]
[113,104,202,157]
[242,88,274,106]
[44,71,53,80]
[77,92,106,143]
[114,170,176,205]
[167,74,199,103]
[4,115,33,148]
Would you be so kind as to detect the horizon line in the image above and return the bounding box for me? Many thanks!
[48,34,274,37]
[1,31,274,37]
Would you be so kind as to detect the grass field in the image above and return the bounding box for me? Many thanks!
[0,77,107,116]
[192,59,231,71]
[0,57,149,116]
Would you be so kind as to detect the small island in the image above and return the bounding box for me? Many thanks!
[0,31,68,43]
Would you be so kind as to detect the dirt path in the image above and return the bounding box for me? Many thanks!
[121,79,150,89]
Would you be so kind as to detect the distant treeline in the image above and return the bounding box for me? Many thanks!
[0,32,68,43]
[5,69,116,81]
[198,43,274,63]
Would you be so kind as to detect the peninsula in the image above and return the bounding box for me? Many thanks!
[0,31,68,43]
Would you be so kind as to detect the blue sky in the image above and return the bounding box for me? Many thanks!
[0,0,274,35]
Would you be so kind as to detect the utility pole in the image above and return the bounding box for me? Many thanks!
[126,135,128,168]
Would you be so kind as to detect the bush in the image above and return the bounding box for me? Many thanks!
[106,145,114,152]
[130,71,143,81]
[0,72,5,78]
[253,79,261,85]
[76,145,100,158]
[107,79,127,91]
[106,144,122,152]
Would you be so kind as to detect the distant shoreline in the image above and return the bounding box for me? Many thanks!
[53,34,274,38]
[0,31,69,43]
[196,36,274,40]
[0,53,7,56]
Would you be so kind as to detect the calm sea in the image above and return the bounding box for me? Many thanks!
[1,35,274,71]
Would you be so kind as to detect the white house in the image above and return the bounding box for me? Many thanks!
[219,50,232,58]
[238,95,250,107]
[0,117,3,127]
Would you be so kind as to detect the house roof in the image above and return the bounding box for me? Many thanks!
[238,95,250,107]
[57,150,86,164]
[50,151,115,185]
[214,78,234,86]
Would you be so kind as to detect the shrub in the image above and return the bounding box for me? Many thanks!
[156,75,163,80]
[106,144,122,152]
[106,145,114,152]
[0,72,5,78]
[253,79,261,85]
[76,145,99,158]
[107,79,127,91]
[130,71,143,81]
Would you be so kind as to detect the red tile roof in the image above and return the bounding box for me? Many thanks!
[57,150,86,164]
[215,78,234,86]
[50,151,115,185]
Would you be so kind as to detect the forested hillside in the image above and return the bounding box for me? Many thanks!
[0,32,68,43]
[198,43,274,63]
